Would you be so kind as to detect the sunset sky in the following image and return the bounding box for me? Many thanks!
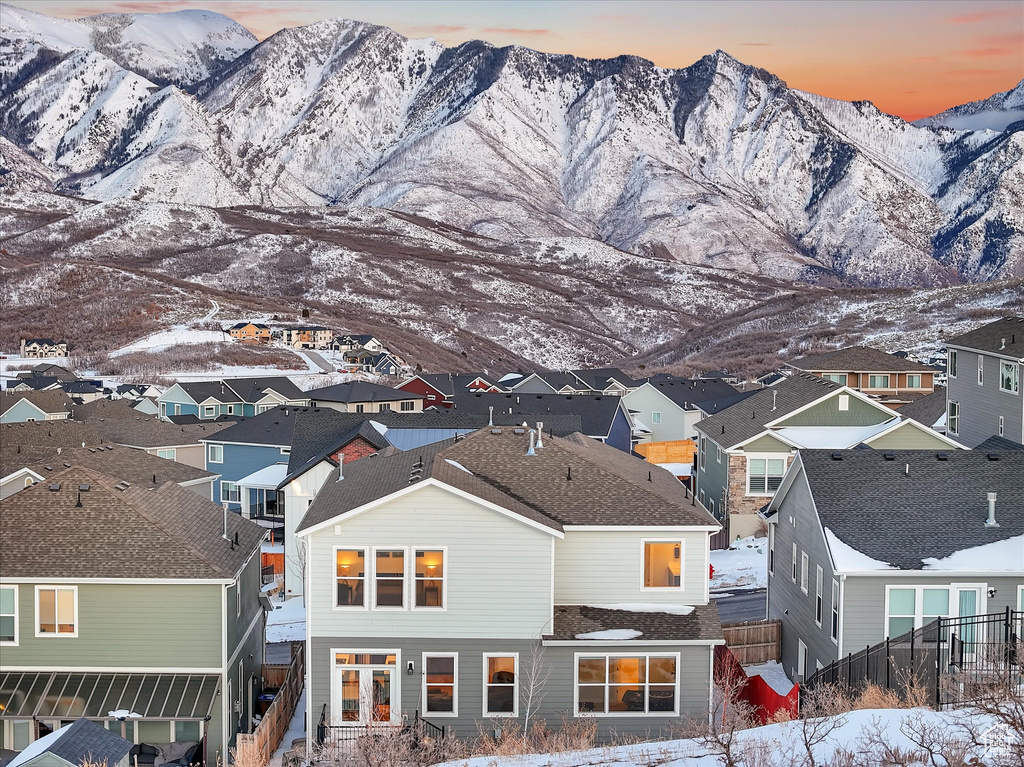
[7,0,1023,120]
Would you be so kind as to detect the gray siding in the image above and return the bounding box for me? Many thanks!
[766,470,840,680]
[623,387,692,443]
[309,636,712,739]
[946,348,1023,447]
[694,432,728,515]
[227,552,264,656]
[777,394,893,427]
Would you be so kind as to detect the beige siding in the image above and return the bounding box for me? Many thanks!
[308,484,555,639]
[3,582,222,667]
[741,434,793,453]
[554,530,709,605]
[143,444,207,470]
[865,423,953,450]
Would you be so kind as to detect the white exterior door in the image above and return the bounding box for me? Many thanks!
[951,584,986,662]
[332,654,399,727]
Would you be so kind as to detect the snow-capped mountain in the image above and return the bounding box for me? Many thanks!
[916,81,1024,133]
[1,6,1021,287]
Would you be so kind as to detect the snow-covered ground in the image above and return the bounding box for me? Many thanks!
[266,597,305,644]
[108,325,228,357]
[267,689,307,767]
[711,536,767,591]
[438,708,1004,766]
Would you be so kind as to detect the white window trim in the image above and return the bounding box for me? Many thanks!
[202,405,217,418]
[999,361,1019,394]
[651,411,662,425]
[978,355,984,386]
[800,552,809,594]
[745,454,788,497]
[221,482,240,504]
[866,374,890,389]
[156,448,176,460]
[1017,584,1024,612]
[822,373,848,385]
[716,446,722,463]
[34,585,78,638]
[333,546,369,611]
[947,400,960,436]
[907,374,922,389]
[767,526,774,577]
[328,647,402,728]
[1,584,18,646]
[412,547,448,612]
[831,579,840,645]
[791,543,798,584]
[883,585,952,638]
[235,581,241,618]
[208,444,224,464]
[422,652,458,718]
[999,416,1005,436]
[814,565,823,627]
[372,546,408,611]
[639,539,684,591]
[948,349,957,378]
[482,652,519,718]
[572,652,681,717]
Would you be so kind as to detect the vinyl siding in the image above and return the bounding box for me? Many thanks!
[554,530,709,605]
[380,429,475,451]
[226,553,265,655]
[1,583,222,667]
[283,461,336,598]
[309,636,712,739]
[776,393,893,427]
[694,433,729,513]
[143,444,207,470]
[623,387,690,443]
[0,399,51,423]
[741,434,793,453]
[208,444,288,510]
[606,408,632,452]
[307,484,555,639]
[946,348,1023,447]
[865,424,952,450]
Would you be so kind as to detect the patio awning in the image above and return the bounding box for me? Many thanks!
[236,463,288,490]
[0,672,220,720]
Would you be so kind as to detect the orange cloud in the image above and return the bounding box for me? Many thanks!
[956,47,1017,57]
[945,68,1003,75]
[482,28,551,36]
[945,9,1020,24]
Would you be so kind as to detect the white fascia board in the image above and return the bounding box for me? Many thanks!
[862,419,967,450]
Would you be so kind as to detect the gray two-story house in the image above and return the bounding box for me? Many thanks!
[297,427,723,742]
[766,450,1023,682]
[0,467,267,763]
[945,316,1024,447]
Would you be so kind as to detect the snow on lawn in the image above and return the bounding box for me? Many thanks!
[575,629,643,640]
[711,535,767,591]
[266,597,305,644]
[743,660,795,696]
[109,326,228,357]
[267,688,306,767]
[438,708,1000,766]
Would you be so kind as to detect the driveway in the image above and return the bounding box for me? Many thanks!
[302,350,334,373]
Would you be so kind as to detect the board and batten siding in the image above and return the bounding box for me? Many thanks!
[309,636,712,739]
[554,530,709,605]
[1,583,222,667]
[308,483,555,639]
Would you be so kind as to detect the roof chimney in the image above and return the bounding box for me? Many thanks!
[985,492,999,527]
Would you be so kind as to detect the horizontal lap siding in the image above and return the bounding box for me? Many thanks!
[5,583,222,667]
[554,531,708,605]
[777,394,892,427]
[308,484,554,639]
[309,637,711,739]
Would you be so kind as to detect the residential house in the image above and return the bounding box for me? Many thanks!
[18,339,67,359]
[694,373,963,541]
[0,443,218,501]
[786,346,936,408]
[131,397,160,416]
[342,350,404,376]
[281,326,333,349]
[6,378,63,393]
[296,427,723,742]
[450,391,636,452]
[58,381,104,403]
[944,316,1024,447]
[622,379,751,444]
[0,468,267,761]
[158,378,309,420]
[507,368,639,396]
[397,373,502,408]
[0,392,71,423]
[78,399,234,469]
[766,450,1023,682]
[0,420,107,450]
[332,334,385,353]
[306,382,424,414]
[228,322,271,344]
[5,717,133,767]
[111,384,164,401]
[16,365,76,383]
[894,386,948,434]
[697,370,740,385]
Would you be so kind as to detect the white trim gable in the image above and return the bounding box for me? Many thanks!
[763,386,893,430]
[861,418,966,450]
[297,478,564,539]
[159,384,199,406]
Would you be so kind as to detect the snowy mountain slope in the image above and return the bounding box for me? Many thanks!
[917,80,1024,132]
[0,135,56,191]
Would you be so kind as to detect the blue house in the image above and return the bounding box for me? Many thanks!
[158,377,309,420]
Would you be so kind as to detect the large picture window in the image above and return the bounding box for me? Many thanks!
[336,549,366,608]
[747,458,785,495]
[642,541,682,589]
[1000,361,1019,394]
[483,654,518,716]
[886,586,949,637]
[36,586,76,636]
[576,655,678,715]
[415,550,445,608]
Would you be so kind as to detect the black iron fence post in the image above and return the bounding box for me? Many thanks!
[885,637,890,689]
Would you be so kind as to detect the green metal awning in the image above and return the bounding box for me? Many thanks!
[0,672,220,719]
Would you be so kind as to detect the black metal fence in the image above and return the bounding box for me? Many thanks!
[803,608,1023,707]
[314,704,447,750]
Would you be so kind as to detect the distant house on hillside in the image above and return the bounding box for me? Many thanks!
[16,363,76,382]
[227,322,271,344]
[398,372,502,408]
[19,338,67,358]
[157,377,309,420]
[281,325,333,349]
[332,334,385,353]
[785,346,936,408]
[306,381,424,414]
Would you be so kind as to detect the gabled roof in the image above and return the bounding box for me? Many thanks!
[173,377,306,405]
[203,405,309,446]
[403,373,500,397]
[298,428,717,534]
[895,386,947,429]
[568,368,640,391]
[640,378,748,411]
[7,376,63,391]
[306,381,420,403]
[8,717,133,767]
[282,411,393,485]
[0,467,264,579]
[59,381,100,394]
[166,413,243,425]
[0,419,107,448]
[790,346,936,373]
[229,322,270,330]
[450,391,624,438]
[780,450,1024,571]
[547,604,723,641]
[694,372,842,448]
[509,371,582,392]
[0,390,71,416]
[23,337,62,346]
[975,435,1024,451]
[946,316,1024,358]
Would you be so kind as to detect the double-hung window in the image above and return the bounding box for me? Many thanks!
[978,355,985,385]
[483,654,518,716]
[748,458,785,495]
[0,585,17,644]
[814,566,823,626]
[414,550,445,608]
[208,444,223,463]
[867,374,890,389]
[886,586,949,637]
[642,541,682,589]
[800,552,809,594]
[423,654,457,716]
[221,482,240,503]
[948,349,958,378]
[947,401,960,436]
[336,549,366,608]
[651,411,662,425]
[576,655,678,714]
[907,374,922,388]
[831,580,840,643]
[374,549,406,608]
[36,586,76,636]
[1000,361,1019,394]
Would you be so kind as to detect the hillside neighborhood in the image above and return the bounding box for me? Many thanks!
[0,315,1021,766]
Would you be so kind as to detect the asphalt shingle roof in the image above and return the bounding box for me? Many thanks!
[450,392,622,438]
[284,411,393,483]
[790,346,934,373]
[40,718,133,767]
[547,603,723,641]
[695,372,840,448]
[179,377,306,405]
[0,419,107,448]
[946,316,1024,358]
[894,386,947,428]
[0,467,265,579]
[78,400,235,447]
[412,373,500,397]
[644,379,749,410]
[975,435,1024,452]
[298,428,717,533]
[797,450,1024,570]
[203,405,310,446]
[1,444,215,488]
[307,381,422,403]
[0,390,72,416]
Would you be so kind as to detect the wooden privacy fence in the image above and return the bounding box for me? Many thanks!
[722,619,782,665]
[236,643,304,764]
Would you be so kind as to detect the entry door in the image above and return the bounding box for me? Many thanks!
[952,585,985,662]
[797,640,807,681]
[333,667,396,726]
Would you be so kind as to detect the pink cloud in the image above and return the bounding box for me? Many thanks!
[945,9,1020,24]
[406,25,468,35]
[955,47,1017,58]
[482,27,551,37]
[944,68,1003,75]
